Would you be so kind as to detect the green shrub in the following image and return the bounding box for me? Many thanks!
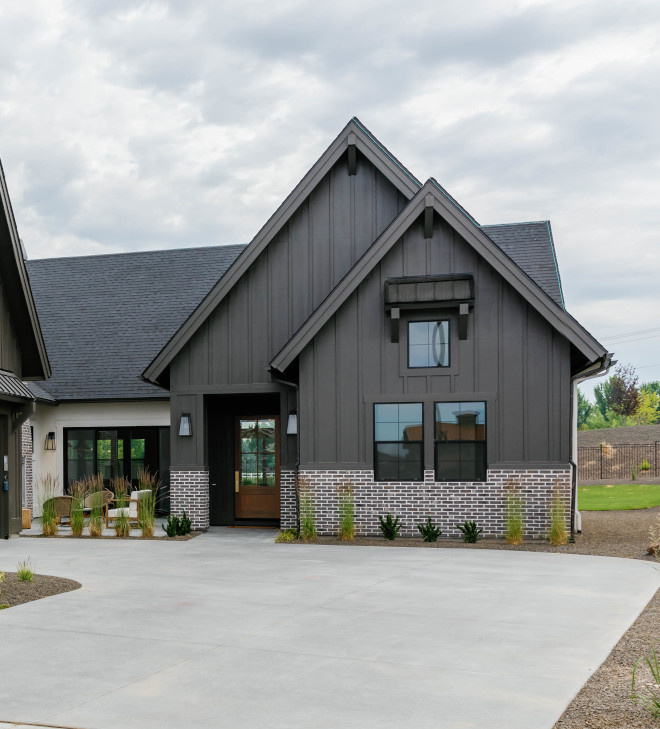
[275,529,298,543]
[163,515,180,537]
[337,480,356,541]
[641,458,651,472]
[504,482,525,545]
[632,642,660,718]
[298,477,317,541]
[547,487,568,546]
[379,513,401,540]
[632,464,638,481]
[17,558,34,582]
[417,517,442,542]
[162,512,192,537]
[456,521,482,543]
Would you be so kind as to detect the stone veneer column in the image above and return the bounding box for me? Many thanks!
[293,467,571,539]
[21,420,33,512]
[170,470,209,530]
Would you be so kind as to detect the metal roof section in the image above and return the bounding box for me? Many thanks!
[0,369,35,401]
[270,180,606,373]
[480,221,565,308]
[0,159,51,380]
[27,245,244,401]
[142,118,422,385]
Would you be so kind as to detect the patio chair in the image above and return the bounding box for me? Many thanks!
[105,489,152,528]
[83,489,114,519]
[43,495,74,525]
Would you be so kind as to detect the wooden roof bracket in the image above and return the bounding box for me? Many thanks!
[458,303,470,340]
[424,194,434,239]
[347,132,357,175]
[389,307,400,343]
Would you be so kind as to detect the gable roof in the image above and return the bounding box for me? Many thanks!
[0,159,50,380]
[270,179,606,373]
[480,221,564,308]
[27,245,244,401]
[142,118,422,385]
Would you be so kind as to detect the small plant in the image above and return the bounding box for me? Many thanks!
[162,512,191,537]
[456,521,482,543]
[163,515,180,537]
[298,477,317,541]
[632,464,638,481]
[379,513,401,540]
[275,529,298,543]
[17,558,34,582]
[504,481,525,545]
[641,458,651,472]
[111,476,132,538]
[37,474,59,536]
[417,516,442,542]
[337,480,356,541]
[547,484,568,546]
[85,474,106,537]
[69,481,86,537]
[137,467,161,538]
[89,505,104,537]
[632,642,660,718]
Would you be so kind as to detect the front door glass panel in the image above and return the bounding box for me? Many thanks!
[239,419,276,487]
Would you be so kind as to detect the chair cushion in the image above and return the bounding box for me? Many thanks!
[108,507,130,518]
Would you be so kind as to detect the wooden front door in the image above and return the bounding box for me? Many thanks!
[235,416,280,520]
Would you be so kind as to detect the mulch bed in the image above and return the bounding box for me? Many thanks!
[287,508,660,728]
[0,571,81,609]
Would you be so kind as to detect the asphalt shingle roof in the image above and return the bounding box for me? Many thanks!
[26,245,245,400]
[480,221,564,308]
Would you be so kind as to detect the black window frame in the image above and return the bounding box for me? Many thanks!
[373,402,424,482]
[434,401,487,482]
[407,319,450,369]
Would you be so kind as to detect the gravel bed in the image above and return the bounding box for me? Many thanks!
[0,571,81,608]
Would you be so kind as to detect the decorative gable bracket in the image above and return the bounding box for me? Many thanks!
[385,274,475,343]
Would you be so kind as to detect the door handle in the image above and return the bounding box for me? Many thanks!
[235,471,239,492]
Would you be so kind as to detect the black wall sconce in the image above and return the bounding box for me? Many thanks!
[44,432,56,451]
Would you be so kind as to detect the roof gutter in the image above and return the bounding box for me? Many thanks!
[569,353,615,539]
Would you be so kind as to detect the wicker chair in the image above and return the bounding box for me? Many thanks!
[83,490,114,519]
[43,496,74,525]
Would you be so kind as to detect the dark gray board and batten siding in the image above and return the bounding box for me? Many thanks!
[169,152,571,474]
[169,155,408,469]
[298,213,570,470]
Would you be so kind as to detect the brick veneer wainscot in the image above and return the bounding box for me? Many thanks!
[22,420,33,512]
[170,470,209,530]
[280,468,571,539]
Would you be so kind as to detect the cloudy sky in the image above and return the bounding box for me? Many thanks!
[1,0,658,395]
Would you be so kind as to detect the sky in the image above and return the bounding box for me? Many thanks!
[1,0,659,398]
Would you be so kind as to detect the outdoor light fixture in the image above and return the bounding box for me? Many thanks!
[178,414,192,437]
[44,432,56,451]
[286,412,298,435]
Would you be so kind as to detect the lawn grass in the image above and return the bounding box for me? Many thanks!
[579,483,660,511]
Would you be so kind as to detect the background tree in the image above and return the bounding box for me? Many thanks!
[630,389,660,425]
[609,364,641,426]
[594,379,613,419]
[577,390,593,428]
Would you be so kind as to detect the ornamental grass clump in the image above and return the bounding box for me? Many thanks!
[275,529,298,543]
[547,484,568,546]
[111,476,132,538]
[137,467,161,538]
[298,477,317,542]
[37,474,59,536]
[504,481,525,545]
[632,642,660,718]
[17,558,34,582]
[69,481,86,537]
[337,480,356,541]
[84,474,105,537]
[379,513,401,541]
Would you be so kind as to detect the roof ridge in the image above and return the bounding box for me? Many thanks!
[28,243,247,265]
[480,220,550,228]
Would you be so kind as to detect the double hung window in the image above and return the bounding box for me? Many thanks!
[373,403,423,481]
[434,402,486,481]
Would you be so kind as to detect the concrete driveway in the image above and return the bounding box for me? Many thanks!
[0,529,658,729]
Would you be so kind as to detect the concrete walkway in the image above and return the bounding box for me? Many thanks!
[1,529,658,729]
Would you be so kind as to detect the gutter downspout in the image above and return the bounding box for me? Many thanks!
[268,370,300,534]
[570,354,614,540]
